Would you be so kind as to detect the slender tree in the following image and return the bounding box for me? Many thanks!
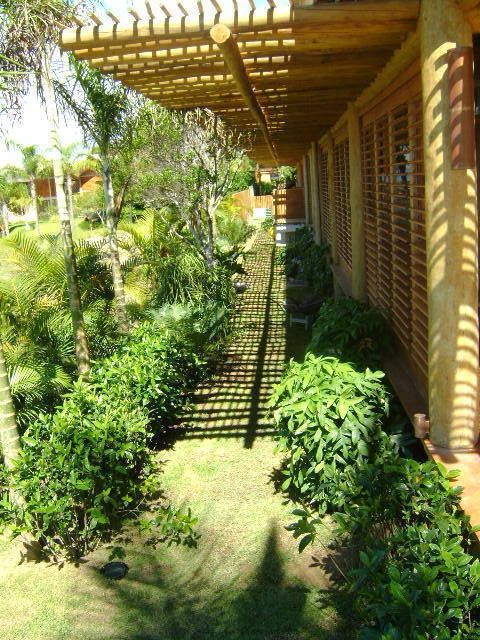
[0,343,20,470]
[8,143,47,232]
[59,59,138,333]
[58,142,90,225]
[149,109,251,268]
[0,0,91,378]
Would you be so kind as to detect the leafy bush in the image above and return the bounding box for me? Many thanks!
[336,457,469,544]
[269,355,390,514]
[216,198,254,247]
[270,293,480,638]
[92,323,205,429]
[0,322,204,561]
[352,524,480,639]
[0,231,118,426]
[276,226,332,295]
[0,381,154,560]
[308,297,392,367]
[151,301,233,362]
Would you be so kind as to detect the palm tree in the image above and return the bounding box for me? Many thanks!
[60,59,133,334]
[0,0,91,378]
[8,143,47,233]
[59,142,95,226]
[0,342,20,470]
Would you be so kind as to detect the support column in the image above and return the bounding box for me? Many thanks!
[421,0,479,449]
[326,134,338,265]
[309,142,322,243]
[302,154,311,225]
[348,106,367,300]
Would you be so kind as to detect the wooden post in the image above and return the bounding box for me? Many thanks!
[309,142,322,243]
[348,105,367,300]
[302,154,311,225]
[326,134,338,264]
[210,23,279,165]
[420,0,479,449]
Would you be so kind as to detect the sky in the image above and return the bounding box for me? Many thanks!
[0,0,283,167]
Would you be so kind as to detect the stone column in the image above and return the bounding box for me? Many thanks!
[420,0,479,449]
[348,106,367,300]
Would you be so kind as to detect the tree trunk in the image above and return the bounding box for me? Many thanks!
[65,174,75,227]
[0,342,20,470]
[205,207,217,268]
[1,202,9,237]
[41,53,90,378]
[101,154,129,334]
[29,178,39,233]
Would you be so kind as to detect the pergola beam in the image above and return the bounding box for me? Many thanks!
[60,1,419,50]
[210,23,279,165]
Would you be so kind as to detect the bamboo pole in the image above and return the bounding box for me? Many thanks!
[210,23,279,165]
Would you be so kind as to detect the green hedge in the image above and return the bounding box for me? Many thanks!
[270,297,480,638]
[269,355,390,514]
[0,324,205,560]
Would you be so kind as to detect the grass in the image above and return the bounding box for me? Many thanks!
[6,212,107,241]
[0,233,349,640]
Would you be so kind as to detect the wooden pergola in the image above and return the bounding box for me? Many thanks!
[60,0,422,165]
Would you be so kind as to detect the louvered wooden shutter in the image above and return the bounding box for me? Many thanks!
[334,137,352,269]
[318,147,331,245]
[361,81,427,386]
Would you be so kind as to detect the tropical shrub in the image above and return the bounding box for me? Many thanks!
[270,294,480,638]
[0,321,204,560]
[352,524,480,639]
[0,381,154,560]
[121,210,236,310]
[269,355,391,513]
[308,297,392,367]
[92,323,204,430]
[216,198,254,248]
[151,301,233,362]
[276,226,332,295]
[0,231,118,426]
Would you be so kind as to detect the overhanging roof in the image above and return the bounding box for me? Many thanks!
[60,1,421,165]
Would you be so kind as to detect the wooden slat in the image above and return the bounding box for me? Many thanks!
[361,85,427,386]
[334,137,352,269]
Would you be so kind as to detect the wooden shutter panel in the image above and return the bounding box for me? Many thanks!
[361,85,427,386]
[334,138,352,269]
[319,147,331,244]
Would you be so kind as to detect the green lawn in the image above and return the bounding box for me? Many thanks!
[0,233,349,640]
[5,213,107,241]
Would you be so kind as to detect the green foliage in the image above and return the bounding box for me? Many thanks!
[0,322,204,560]
[120,209,236,312]
[0,381,154,560]
[308,297,393,367]
[269,355,390,514]
[277,226,333,295]
[151,301,233,363]
[0,231,118,426]
[272,166,297,190]
[270,294,480,638]
[216,198,254,248]
[92,323,204,430]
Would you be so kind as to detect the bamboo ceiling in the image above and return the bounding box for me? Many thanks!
[60,0,422,165]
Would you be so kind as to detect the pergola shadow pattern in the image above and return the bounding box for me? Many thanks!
[180,232,288,449]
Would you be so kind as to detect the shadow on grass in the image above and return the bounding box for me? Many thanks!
[167,236,312,451]
[91,523,346,640]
